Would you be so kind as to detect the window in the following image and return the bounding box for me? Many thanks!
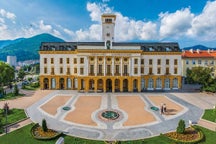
[44,58,47,64]
[80,58,84,64]
[192,60,196,65]
[149,59,152,65]
[141,67,144,74]
[105,18,112,23]
[51,67,54,74]
[99,65,102,74]
[166,67,169,74]
[157,67,161,74]
[141,59,144,65]
[134,68,138,74]
[60,58,63,64]
[60,67,63,74]
[134,59,138,64]
[166,59,169,65]
[107,65,111,74]
[90,57,94,61]
[44,67,47,74]
[74,58,77,64]
[74,68,77,73]
[198,60,202,65]
[90,65,94,74]
[67,58,70,64]
[210,61,214,65]
[124,65,128,74]
[186,60,189,65]
[67,67,70,74]
[149,67,152,74]
[115,65,119,74]
[157,59,161,65]
[174,59,178,65]
[51,58,54,64]
[174,67,177,74]
[205,60,208,65]
[80,68,84,75]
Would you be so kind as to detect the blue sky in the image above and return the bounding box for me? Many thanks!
[0,0,216,48]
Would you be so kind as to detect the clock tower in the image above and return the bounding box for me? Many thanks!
[101,14,116,49]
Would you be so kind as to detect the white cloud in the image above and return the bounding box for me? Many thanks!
[39,20,52,32]
[159,8,194,38]
[85,2,157,41]
[0,9,16,22]
[188,1,216,41]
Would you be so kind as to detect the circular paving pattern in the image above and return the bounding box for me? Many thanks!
[26,91,203,141]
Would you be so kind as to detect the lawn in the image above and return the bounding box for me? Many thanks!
[0,93,25,101]
[202,109,216,123]
[0,108,27,126]
[0,124,215,144]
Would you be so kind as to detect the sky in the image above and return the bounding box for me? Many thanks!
[0,0,216,48]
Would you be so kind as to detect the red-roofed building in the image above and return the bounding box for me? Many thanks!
[182,49,216,77]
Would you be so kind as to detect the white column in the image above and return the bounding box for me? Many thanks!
[138,57,141,76]
[77,56,80,75]
[112,57,114,75]
[120,57,123,76]
[131,58,134,76]
[95,56,97,76]
[85,57,88,76]
[104,57,106,76]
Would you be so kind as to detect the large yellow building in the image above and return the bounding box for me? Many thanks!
[39,14,182,92]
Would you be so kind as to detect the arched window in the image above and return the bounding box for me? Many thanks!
[164,78,170,89]
[156,78,162,89]
[51,78,56,89]
[173,78,178,89]
[141,78,145,90]
[67,78,71,89]
[148,78,153,89]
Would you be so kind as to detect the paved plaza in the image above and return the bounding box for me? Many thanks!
[26,90,204,141]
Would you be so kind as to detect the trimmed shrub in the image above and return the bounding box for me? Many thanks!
[13,84,19,96]
[42,119,48,132]
[176,119,185,134]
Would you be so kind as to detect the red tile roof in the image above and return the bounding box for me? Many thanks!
[182,50,216,58]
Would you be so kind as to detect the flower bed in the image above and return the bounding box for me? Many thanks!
[31,123,61,140]
[164,126,204,144]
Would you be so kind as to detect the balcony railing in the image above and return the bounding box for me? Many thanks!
[67,72,70,75]
[106,73,112,76]
[51,72,55,75]
[114,72,120,76]
[123,73,129,76]
[89,73,95,76]
[97,73,104,76]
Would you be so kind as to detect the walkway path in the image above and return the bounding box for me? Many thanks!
[0,118,32,136]
[26,91,203,141]
[198,119,216,131]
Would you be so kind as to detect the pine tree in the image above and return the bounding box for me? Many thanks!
[176,119,185,134]
[42,119,48,132]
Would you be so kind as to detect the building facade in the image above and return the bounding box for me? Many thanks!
[182,49,216,77]
[7,56,17,67]
[39,14,182,92]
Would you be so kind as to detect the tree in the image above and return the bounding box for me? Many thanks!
[18,68,25,81]
[0,61,15,87]
[42,119,48,132]
[13,84,19,96]
[176,119,185,134]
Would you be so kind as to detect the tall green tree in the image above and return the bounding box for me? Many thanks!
[0,61,15,87]
[18,68,25,81]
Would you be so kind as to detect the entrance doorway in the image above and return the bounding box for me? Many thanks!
[106,79,112,92]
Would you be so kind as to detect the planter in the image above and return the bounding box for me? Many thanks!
[31,123,61,140]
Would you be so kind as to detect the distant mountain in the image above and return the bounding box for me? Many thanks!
[0,33,64,62]
[182,45,216,50]
[0,38,26,49]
